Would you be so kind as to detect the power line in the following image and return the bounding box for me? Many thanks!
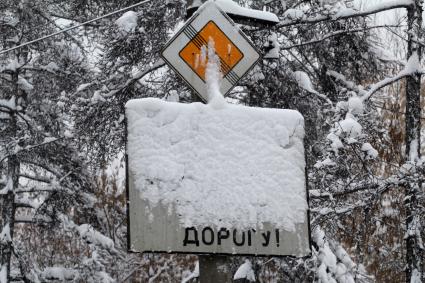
[0,0,152,56]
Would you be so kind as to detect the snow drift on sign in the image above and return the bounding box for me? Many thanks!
[126,98,308,231]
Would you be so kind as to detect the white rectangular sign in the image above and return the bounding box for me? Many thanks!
[126,98,311,256]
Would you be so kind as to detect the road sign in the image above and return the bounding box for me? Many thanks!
[161,2,261,102]
[126,98,311,257]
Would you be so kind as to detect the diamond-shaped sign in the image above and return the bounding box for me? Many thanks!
[161,2,261,102]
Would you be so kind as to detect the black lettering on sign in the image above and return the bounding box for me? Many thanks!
[248,229,256,246]
[202,227,215,245]
[217,228,230,245]
[233,229,245,246]
[183,227,199,246]
[275,229,280,247]
[261,231,271,247]
[183,227,282,248]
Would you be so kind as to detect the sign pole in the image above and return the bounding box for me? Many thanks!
[199,255,232,283]
[191,91,232,281]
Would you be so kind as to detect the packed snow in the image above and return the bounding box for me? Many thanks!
[212,0,279,24]
[76,82,92,92]
[361,143,379,159]
[18,76,33,91]
[263,32,280,59]
[293,71,330,102]
[283,8,305,20]
[409,139,419,162]
[0,96,16,111]
[293,71,315,93]
[115,11,138,33]
[233,259,255,281]
[336,116,362,139]
[181,262,199,283]
[314,227,356,283]
[0,177,12,195]
[126,98,308,231]
[204,40,226,109]
[0,224,11,243]
[0,265,6,283]
[347,96,363,115]
[41,267,78,281]
[76,224,115,250]
[45,62,59,71]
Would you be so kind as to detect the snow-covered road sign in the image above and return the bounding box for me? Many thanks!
[126,98,311,257]
[161,2,260,102]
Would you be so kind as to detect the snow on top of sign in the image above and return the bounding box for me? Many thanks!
[204,0,279,23]
[126,98,307,231]
[205,40,226,109]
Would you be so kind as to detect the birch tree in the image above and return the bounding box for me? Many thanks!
[0,1,114,281]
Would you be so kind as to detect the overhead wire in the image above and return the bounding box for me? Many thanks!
[0,0,152,55]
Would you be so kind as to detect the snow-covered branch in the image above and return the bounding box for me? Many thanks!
[19,173,52,184]
[0,137,60,167]
[282,25,401,50]
[15,215,52,224]
[33,8,86,52]
[104,60,165,98]
[15,202,36,209]
[60,215,118,254]
[279,0,414,27]
[326,70,367,97]
[362,52,424,101]
[327,53,423,101]
[292,71,333,104]
[310,183,380,199]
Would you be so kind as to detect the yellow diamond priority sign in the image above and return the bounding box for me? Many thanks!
[161,2,261,102]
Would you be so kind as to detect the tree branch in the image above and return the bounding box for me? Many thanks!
[278,0,414,28]
[104,60,166,98]
[19,173,51,184]
[32,8,86,52]
[281,25,402,50]
[362,69,424,101]
[15,202,36,209]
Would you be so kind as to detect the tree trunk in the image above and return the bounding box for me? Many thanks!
[0,71,19,283]
[405,1,423,282]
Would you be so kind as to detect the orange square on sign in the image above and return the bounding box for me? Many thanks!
[179,21,244,82]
